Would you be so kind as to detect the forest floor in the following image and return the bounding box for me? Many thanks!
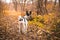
[0,10,60,40]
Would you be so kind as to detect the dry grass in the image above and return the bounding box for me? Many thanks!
[0,10,60,40]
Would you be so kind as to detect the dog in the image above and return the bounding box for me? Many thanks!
[18,10,32,34]
[18,15,28,34]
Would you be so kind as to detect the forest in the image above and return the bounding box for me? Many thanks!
[0,0,60,40]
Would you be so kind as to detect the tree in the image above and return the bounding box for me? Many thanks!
[23,0,26,11]
[12,0,18,11]
[0,1,2,13]
[54,0,57,6]
[58,0,60,11]
[52,0,57,10]
[0,0,4,17]
[19,0,27,11]
[45,0,48,14]
[45,0,47,7]
[37,0,42,15]
[37,0,47,15]
[0,0,9,17]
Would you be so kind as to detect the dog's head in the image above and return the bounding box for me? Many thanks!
[26,11,32,16]
[25,10,32,20]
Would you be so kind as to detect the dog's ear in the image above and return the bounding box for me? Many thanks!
[26,11,28,15]
[26,11,28,13]
[26,11,30,16]
[29,11,32,15]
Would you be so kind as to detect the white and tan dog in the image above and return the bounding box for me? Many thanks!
[18,11,32,34]
[18,15,28,34]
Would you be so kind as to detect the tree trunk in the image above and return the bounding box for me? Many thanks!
[52,0,57,10]
[54,0,57,5]
[45,0,47,7]
[0,1,4,17]
[37,0,42,15]
[13,0,17,11]
[37,0,46,15]
[45,0,48,14]
[59,0,60,11]
[0,1,4,14]
[59,0,60,7]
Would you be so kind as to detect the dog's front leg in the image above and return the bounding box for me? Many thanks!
[22,21,28,34]
[22,22,26,33]
[25,21,28,33]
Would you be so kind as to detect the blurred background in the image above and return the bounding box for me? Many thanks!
[0,0,60,40]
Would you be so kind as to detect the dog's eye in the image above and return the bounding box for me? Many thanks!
[19,19,23,21]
